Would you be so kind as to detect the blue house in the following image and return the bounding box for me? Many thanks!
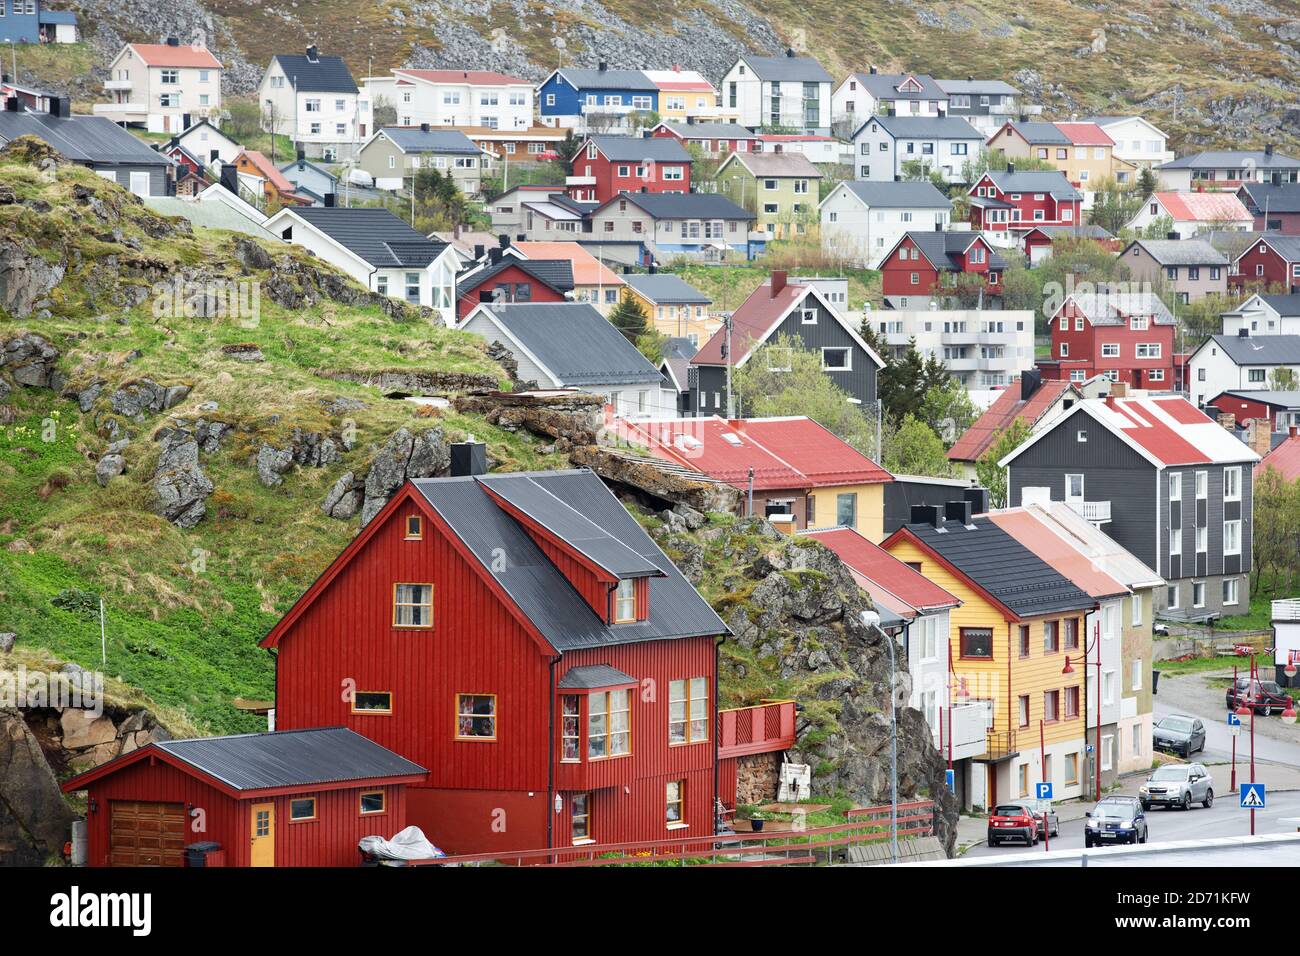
[0,1,77,44]
[537,63,658,133]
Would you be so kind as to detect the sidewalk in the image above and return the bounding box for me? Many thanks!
[955,762,1300,849]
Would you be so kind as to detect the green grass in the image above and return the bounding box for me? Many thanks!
[1153,655,1239,676]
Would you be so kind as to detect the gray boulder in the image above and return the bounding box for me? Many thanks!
[256,443,295,487]
[321,471,364,520]
[151,432,214,528]
[110,379,168,422]
[0,632,14,653]
[0,709,79,865]
[1,333,59,388]
[359,426,449,527]
[0,241,66,318]
[95,454,126,486]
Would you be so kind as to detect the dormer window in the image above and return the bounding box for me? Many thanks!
[405,515,423,539]
[614,579,637,623]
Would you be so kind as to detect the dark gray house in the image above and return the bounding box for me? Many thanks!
[1001,395,1260,618]
[0,97,170,195]
[688,271,883,418]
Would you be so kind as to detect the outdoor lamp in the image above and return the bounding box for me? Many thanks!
[1285,662,1297,679]
[1235,703,1253,727]
[1282,707,1298,725]
[1061,656,1074,675]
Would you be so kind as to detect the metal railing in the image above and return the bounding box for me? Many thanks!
[1066,499,1111,524]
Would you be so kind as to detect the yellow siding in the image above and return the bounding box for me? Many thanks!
[884,536,1088,751]
[808,484,885,542]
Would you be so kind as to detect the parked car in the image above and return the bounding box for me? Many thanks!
[1085,795,1148,847]
[1139,762,1213,811]
[987,803,1039,847]
[1225,678,1294,715]
[1037,807,1060,838]
[1152,714,1205,756]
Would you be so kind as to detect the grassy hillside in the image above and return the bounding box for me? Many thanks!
[0,147,568,735]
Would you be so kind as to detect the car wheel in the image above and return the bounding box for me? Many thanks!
[1084,836,1093,849]
[1052,825,1059,838]
[1139,829,1147,844]
[1141,801,1150,812]
[989,836,998,847]
[1203,788,1213,809]
[1181,793,1191,811]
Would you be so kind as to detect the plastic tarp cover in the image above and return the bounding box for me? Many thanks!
[359,826,445,861]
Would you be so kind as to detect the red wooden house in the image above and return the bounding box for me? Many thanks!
[1044,289,1177,388]
[880,231,1006,302]
[259,464,787,854]
[454,255,575,321]
[161,143,211,197]
[1230,235,1300,294]
[1237,183,1300,235]
[567,134,693,204]
[61,728,426,867]
[649,121,758,156]
[968,168,1082,237]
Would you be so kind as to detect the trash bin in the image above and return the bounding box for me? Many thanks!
[1152,670,1160,695]
[185,841,221,867]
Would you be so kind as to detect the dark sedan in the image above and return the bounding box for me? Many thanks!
[1153,714,1205,757]
[1225,678,1294,716]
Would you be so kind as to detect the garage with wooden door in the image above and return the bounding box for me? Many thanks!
[109,801,186,867]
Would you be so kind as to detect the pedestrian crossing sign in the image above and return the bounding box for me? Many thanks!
[1239,783,1266,809]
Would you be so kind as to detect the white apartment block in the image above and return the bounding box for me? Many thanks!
[96,39,222,134]
[360,69,534,134]
[720,52,833,135]
[870,309,1036,389]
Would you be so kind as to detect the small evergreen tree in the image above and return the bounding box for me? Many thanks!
[609,291,651,343]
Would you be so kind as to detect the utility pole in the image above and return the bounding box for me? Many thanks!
[724,315,735,419]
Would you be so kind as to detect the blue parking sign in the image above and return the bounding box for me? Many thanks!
[1228,711,1242,727]
[1036,782,1054,801]
[1240,783,1266,809]
[946,769,955,792]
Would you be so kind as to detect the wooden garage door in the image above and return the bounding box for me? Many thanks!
[110,801,186,867]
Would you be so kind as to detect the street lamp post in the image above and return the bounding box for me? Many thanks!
[859,609,898,864]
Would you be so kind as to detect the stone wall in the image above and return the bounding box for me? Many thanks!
[734,752,780,807]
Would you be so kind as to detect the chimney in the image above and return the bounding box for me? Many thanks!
[1273,172,1282,186]
[910,505,942,529]
[166,36,180,47]
[1167,231,1179,240]
[1006,161,1015,175]
[219,163,238,194]
[1111,381,1129,398]
[323,192,335,207]
[1018,113,1028,123]
[785,48,796,58]
[50,96,69,118]
[306,45,319,62]
[1265,143,1274,157]
[1248,418,1273,457]
[868,65,878,75]
[598,60,608,72]
[963,487,989,516]
[488,247,502,264]
[420,122,430,133]
[1292,425,1298,439]
[1217,411,1236,431]
[967,74,974,82]
[1020,367,1042,401]
[648,263,657,274]
[4,97,18,113]
[498,233,510,248]
[296,147,306,161]
[1238,328,1250,338]
[770,270,788,297]
[181,112,191,130]
[1203,404,1221,420]
[450,439,488,477]
[944,500,973,526]
[473,244,485,260]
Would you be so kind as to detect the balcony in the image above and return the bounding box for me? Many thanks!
[718,699,797,759]
[979,730,1019,762]
[93,102,149,120]
[1066,499,1112,525]
[945,702,991,762]
[565,174,596,186]
[104,79,133,92]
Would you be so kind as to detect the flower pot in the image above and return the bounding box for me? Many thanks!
[750,818,765,832]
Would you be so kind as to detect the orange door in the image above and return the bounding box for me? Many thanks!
[250,802,275,867]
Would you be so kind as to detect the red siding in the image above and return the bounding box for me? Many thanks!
[1049,301,1177,387]
[456,263,571,320]
[1210,392,1280,430]
[880,235,1002,298]
[567,144,693,204]
[1231,241,1300,293]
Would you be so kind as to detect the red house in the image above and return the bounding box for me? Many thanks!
[1230,235,1300,294]
[1237,183,1300,235]
[567,134,692,204]
[61,728,427,867]
[649,121,758,156]
[161,143,210,197]
[260,465,781,854]
[968,168,1082,236]
[880,231,1006,302]
[455,255,575,321]
[1045,289,1177,388]
[1210,390,1300,435]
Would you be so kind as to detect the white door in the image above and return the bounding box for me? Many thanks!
[128,171,151,197]
[1065,474,1085,503]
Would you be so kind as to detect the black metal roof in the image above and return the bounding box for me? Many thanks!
[456,257,575,299]
[609,191,752,221]
[287,207,449,267]
[588,134,692,163]
[0,112,169,166]
[272,53,359,94]
[468,302,665,387]
[558,664,639,688]
[380,126,482,155]
[411,470,728,652]
[906,516,1095,619]
[905,231,1008,271]
[154,727,426,791]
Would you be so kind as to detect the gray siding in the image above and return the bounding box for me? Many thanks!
[99,164,167,196]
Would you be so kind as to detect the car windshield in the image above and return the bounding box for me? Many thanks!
[1150,766,1188,781]
[1157,717,1194,733]
[1263,682,1281,693]
[993,805,1027,817]
[1095,801,1135,819]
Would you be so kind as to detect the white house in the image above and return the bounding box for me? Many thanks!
[1187,331,1300,408]
[851,113,982,184]
[1221,294,1300,336]
[1083,116,1174,170]
[1124,190,1255,237]
[96,38,223,134]
[868,309,1035,389]
[257,46,360,161]
[264,206,459,326]
[168,118,242,167]
[360,69,534,134]
[819,179,953,268]
[720,50,833,135]
[831,71,948,133]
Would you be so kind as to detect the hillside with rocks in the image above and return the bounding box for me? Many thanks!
[16,0,1300,152]
[0,135,955,861]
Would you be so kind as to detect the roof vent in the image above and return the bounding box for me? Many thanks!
[166,36,180,47]
[944,500,973,527]
[910,505,942,529]
[1166,231,1179,240]
[1006,162,1015,176]
[1020,366,1042,401]
[598,60,608,72]
[305,45,319,62]
[721,433,743,446]
[1238,328,1249,338]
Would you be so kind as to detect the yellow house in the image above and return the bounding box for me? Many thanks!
[642,68,732,124]
[882,506,1096,809]
[986,120,1138,208]
[621,272,717,348]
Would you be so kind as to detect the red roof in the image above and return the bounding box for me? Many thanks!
[396,69,529,86]
[1054,122,1113,147]
[1155,191,1251,223]
[802,528,958,617]
[1256,434,1300,482]
[692,278,806,366]
[129,43,223,69]
[617,416,890,491]
[237,149,299,197]
[948,379,1074,463]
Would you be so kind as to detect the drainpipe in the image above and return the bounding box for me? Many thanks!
[713,635,724,833]
[546,656,557,853]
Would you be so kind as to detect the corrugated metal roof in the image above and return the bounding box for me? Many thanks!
[558,664,638,688]
[659,122,756,140]
[837,180,953,210]
[0,112,169,166]
[849,72,943,100]
[1257,434,1300,482]
[1160,150,1300,170]
[610,192,752,220]
[555,68,658,91]
[865,115,982,140]
[456,257,575,299]
[984,169,1081,200]
[155,727,426,791]
[272,53,358,93]
[905,231,1008,272]
[412,470,728,651]
[1208,333,1300,365]
[1155,191,1252,223]
[948,379,1074,463]
[380,126,482,154]
[741,53,833,83]
[1240,182,1300,214]
[725,151,821,178]
[622,273,712,304]
[287,207,449,268]
[1006,120,1071,144]
[803,527,959,616]
[588,134,691,163]
[1125,239,1227,266]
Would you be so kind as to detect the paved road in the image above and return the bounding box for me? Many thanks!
[1154,671,1300,767]
[966,789,1300,857]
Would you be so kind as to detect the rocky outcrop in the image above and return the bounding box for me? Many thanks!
[321,470,364,520]
[108,378,191,422]
[359,426,450,527]
[452,390,603,447]
[318,368,499,395]
[1,333,62,391]
[0,708,78,866]
[236,238,418,323]
[257,429,342,488]
[151,430,214,529]
[0,242,65,319]
[572,445,741,515]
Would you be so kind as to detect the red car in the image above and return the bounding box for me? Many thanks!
[987,803,1039,847]
[1226,678,1294,715]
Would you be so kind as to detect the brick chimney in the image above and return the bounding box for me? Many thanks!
[1217,411,1237,431]
[770,270,787,297]
[1111,381,1129,398]
[1248,418,1273,457]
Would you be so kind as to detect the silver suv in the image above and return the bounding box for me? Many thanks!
[1139,762,1213,811]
